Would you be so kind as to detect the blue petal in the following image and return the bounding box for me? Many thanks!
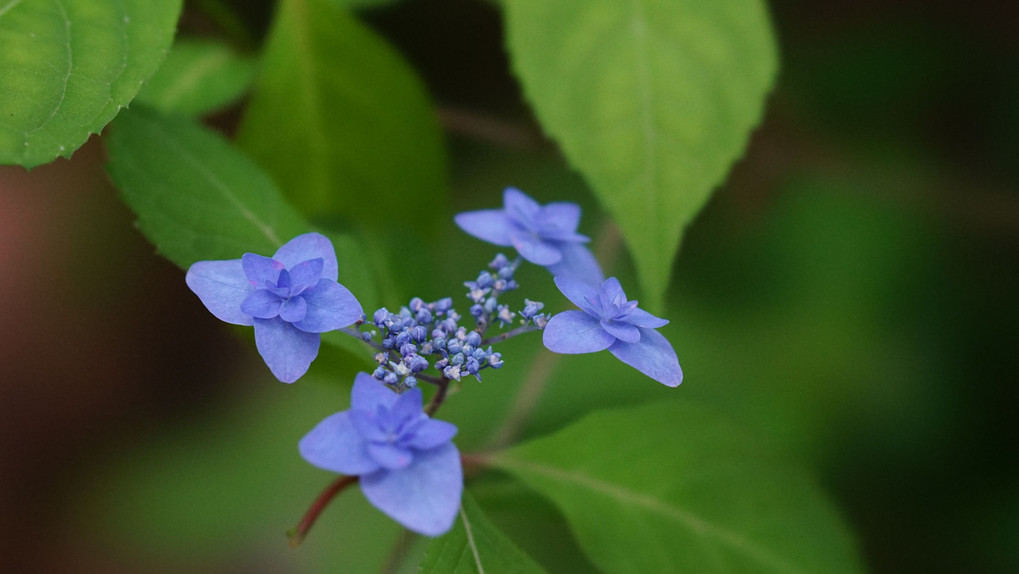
[253,317,320,383]
[350,409,387,442]
[453,210,518,246]
[274,233,338,282]
[407,419,458,450]
[241,253,283,285]
[288,257,324,295]
[547,242,604,286]
[624,308,669,328]
[600,319,640,343]
[185,259,255,326]
[599,277,627,303]
[279,296,308,323]
[537,202,582,236]
[351,372,400,412]
[241,289,282,319]
[543,310,616,353]
[608,327,683,387]
[390,387,424,424]
[368,443,415,470]
[553,275,600,315]
[292,279,363,333]
[299,411,380,475]
[512,235,562,265]
[503,187,541,228]
[360,442,462,536]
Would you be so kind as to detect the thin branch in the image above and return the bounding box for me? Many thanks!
[481,323,540,346]
[424,376,451,417]
[288,475,358,548]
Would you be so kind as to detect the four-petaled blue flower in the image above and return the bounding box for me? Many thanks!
[185,233,363,383]
[543,276,683,387]
[299,372,462,536]
[455,187,603,285]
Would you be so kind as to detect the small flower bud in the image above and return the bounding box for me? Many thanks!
[403,376,417,388]
[443,364,462,381]
[383,372,398,385]
[451,352,465,366]
[400,343,417,357]
[466,331,482,347]
[372,366,387,379]
[406,354,429,372]
[409,297,425,312]
[373,307,390,326]
[446,339,463,354]
[488,353,504,369]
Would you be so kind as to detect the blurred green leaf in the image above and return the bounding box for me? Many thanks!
[236,0,446,232]
[503,0,777,311]
[469,474,600,573]
[76,377,408,571]
[135,38,256,117]
[327,0,402,8]
[420,491,546,573]
[106,106,378,352]
[491,401,863,573]
[0,0,181,167]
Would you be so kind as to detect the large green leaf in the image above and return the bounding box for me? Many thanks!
[135,37,256,117]
[420,491,546,573]
[105,106,378,347]
[490,401,863,573]
[503,0,778,310]
[0,0,182,167]
[236,0,446,231]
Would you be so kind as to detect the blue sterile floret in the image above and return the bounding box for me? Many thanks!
[455,187,604,285]
[299,373,462,536]
[543,276,683,387]
[185,232,363,383]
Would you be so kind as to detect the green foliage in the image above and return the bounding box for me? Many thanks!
[236,0,446,232]
[503,0,777,311]
[0,0,181,167]
[135,37,256,117]
[492,401,863,574]
[420,492,546,573]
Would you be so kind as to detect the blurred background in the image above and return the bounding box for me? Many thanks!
[1,0,1017,571]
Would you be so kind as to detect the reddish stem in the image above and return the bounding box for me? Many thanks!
[288,475,359,548]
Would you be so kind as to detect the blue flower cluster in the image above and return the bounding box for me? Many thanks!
[362,254,548,388]
[183,186,683,540]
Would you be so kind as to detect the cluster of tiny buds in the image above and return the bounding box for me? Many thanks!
[363,296,503,390]
[467,254,549,330]
[357,253,550,391]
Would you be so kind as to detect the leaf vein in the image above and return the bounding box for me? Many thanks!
[500,456,804,574]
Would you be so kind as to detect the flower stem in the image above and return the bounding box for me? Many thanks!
[288,475,359,548]
[424,376,451,416]
[481,323,539,346]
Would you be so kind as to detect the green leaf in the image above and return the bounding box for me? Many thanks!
[420,491,546,574]
[490,401,863,574]
[0,0,182,167]
[106,105,308,265]
[503,0,778,310]
[236,0,446,231]
[135,38,256,117]
[105,105,378,337]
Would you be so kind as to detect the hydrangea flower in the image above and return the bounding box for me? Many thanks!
[299,372,462,536]
[185,233,363,383]
[455,187,603,285]
[543,276,682,387]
